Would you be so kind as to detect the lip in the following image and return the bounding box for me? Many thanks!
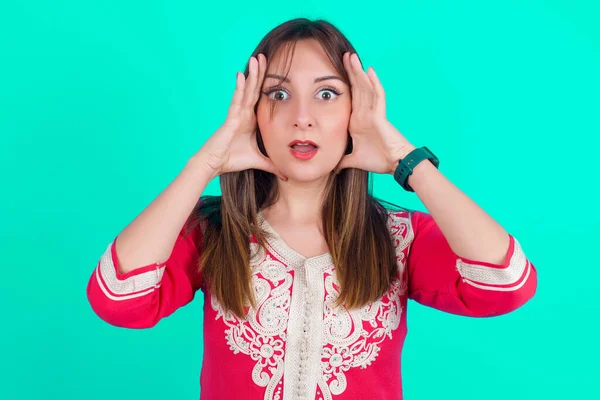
[288,140,319,161]
[288,139,318,147]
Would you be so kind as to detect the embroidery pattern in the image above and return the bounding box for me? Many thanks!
[211,242,292,400]
[317,212,413,398]
[210,211,414,399]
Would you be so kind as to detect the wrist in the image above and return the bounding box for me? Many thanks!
[392,146,440,191]
[406,156,437,188]
[185,154,221,182]
[389,143,417,174]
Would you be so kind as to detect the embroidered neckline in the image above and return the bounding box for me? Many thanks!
[209,210,413,400]
[257,210,334,270]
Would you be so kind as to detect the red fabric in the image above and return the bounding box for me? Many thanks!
[87,221,203,329]
[407,211,537,317]
[86,210,537,399]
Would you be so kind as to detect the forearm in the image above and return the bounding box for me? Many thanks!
[115,156,216,274]
[405,159,510,264]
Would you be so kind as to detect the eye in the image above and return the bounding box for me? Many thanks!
[318,87,342,101]
[263,87,290,101]
[262,86,343,102]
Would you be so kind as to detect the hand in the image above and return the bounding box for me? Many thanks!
[334,52,416,175]
[193,54,288,181]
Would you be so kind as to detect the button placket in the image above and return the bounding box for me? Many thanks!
[296,268,313,397]
[282,257,325,400]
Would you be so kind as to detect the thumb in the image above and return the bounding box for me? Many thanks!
[254,154,288,181]
[334,154,356,175]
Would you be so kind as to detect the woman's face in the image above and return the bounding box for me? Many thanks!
[256,39,351,182]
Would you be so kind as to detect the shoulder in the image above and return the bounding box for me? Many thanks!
[383,208,439,246]
[383,208,413,243]
[385,208,433,231]
[179,195,223,250]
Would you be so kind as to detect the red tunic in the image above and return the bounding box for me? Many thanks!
[87,209,537,400]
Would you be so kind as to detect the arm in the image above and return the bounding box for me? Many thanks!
[406,210,537,317]
[86,217,204,328]
[386,140,537,317]
[88,54,286,328]
[394,144,511,265]
[86,158,215,328]
[114,157,216,274]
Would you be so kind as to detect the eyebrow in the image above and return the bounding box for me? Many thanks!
[264,74,344,83]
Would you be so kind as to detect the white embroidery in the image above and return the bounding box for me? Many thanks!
[210,211,414,399]
[317,212,412,398]
[456,237,529,290]
[97,241,164,301]
[211,242,291,400]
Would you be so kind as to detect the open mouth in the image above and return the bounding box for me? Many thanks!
[290,143,317,153]
[289,140,319,160]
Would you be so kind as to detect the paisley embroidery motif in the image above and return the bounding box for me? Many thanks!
[211,242,292,400]
[318,212,413,398]
[210,211,414,399]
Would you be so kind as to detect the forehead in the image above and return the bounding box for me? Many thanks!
[267,39,336,77]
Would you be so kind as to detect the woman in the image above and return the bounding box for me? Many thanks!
[87,18,537,400]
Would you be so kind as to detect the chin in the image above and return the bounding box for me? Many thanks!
[282,165,335,182]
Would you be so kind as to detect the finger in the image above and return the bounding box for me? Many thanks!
[255,156,288,181]
[344,52,363,108]
[251,53,267,105]
[347,53,372,110]
[350,53,375,91]
[229,72,245,114]
[342,52,356,87]
[367,67,385,99]
[334,154,356,175]
[242,56,258,106]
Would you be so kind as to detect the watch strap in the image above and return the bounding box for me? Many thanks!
[393,146,439,192]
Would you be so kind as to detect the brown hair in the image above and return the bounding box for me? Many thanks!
[187,18,409,318]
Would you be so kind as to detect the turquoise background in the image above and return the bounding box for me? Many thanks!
[1,1,598,399]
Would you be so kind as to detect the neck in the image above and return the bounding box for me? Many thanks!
[264,174,331,225]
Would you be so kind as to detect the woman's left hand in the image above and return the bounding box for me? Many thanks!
[335,52,416,175]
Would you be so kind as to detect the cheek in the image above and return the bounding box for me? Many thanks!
[256,102,269,134]
[256,103,277,146]
[256,105,292,161]
[330,98,351,134]
[324,109,351,147]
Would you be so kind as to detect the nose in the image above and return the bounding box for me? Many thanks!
[292,99,314,129]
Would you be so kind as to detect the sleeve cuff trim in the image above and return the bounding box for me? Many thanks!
[97,241,165,299]
[456,236,529,288]
[461,260,532,292]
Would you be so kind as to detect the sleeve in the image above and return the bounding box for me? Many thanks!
[86,216,204,329]
[406,210,537,317]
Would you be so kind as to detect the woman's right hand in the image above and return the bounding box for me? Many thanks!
[192,54,287,181]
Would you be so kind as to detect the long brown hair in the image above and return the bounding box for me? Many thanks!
[187,18,409,318]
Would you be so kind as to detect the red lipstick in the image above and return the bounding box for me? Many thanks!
[288,140,319,161]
